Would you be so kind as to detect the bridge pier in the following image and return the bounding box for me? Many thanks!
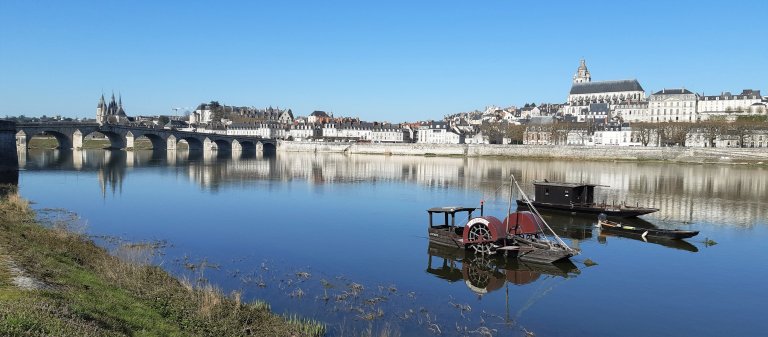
[0,121,19,186]
[167,135,177,151]
[72,130,83,149]
[15,131,27,150]
[125,132,135,150]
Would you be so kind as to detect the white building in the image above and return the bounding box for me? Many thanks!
[288,124,319,141]
[371,127,406,143]
[321,123,373,142]
[647,88,699,123]
[614,102,649,123]
[698,90,764,120]
[417,121,464,144]
[226,123,288,139]
[593,123,639,146]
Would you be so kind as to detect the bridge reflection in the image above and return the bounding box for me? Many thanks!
[18,149,768,227]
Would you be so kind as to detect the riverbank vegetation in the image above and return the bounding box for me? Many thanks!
[0,185,324,336]
[27,137,190,150]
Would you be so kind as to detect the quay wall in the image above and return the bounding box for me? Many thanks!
[0,121,19,185]
[277,141,768,164]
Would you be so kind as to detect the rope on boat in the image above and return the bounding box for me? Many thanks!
[510,174,574,252]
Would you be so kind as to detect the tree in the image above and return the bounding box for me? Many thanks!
[632,122,656,147]
[159,116,170,125]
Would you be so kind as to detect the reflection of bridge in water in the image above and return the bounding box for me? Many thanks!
[16,147,768,227]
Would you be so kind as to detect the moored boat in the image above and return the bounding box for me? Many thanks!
[426,176,580,264]
[596,218,699,240]
[516,181,658,218]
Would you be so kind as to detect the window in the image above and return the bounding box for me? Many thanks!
[545,188,549,196]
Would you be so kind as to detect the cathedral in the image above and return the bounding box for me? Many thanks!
[565,59,646,118]
[96,93,128,125]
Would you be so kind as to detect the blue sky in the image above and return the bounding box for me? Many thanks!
[1,0,766,122]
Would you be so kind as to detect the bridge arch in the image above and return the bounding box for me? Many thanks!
[208,138,232,152]
[262,142,277,156]
[131,131,168,150]
[177,136,204,151]
[101,130,127,149]
[18,129,73,149]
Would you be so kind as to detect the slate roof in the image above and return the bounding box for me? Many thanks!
[652,88,694,95]
[310,111,329,117]
[569,80,644,95]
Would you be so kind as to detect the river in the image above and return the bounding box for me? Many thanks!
[14,148,768,336]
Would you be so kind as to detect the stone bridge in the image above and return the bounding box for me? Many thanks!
[11,122,276,153]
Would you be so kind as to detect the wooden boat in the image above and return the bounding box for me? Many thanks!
[426,176,580,264]
[516,181,658,218]
[596,218,699,240]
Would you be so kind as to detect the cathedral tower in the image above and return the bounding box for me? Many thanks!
[96,94,107,125]
[573,59,591,84]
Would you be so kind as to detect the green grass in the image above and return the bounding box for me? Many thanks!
[28,137,157,150]
[0,184,325,336]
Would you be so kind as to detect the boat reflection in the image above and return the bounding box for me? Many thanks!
[595,217,699,252]
[426,242,580,295]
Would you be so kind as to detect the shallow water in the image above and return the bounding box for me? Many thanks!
[15,148,768,336]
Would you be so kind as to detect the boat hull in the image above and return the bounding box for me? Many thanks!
[598,220,699,240]
[517,200,658,218]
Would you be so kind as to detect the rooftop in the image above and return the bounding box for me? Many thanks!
[570,79,644,95]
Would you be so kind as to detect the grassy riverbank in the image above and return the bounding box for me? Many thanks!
[0,185,323,337]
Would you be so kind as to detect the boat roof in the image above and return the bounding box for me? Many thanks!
[531,180,607,188]
[427,206,477,213]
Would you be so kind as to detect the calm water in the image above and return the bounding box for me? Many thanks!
[15,148,768,337]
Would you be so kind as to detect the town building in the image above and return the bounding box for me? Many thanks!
[647,88,699,123]
[288,124,320,141]
[613,102,649,123]
[308,111,333,124]
[593,122,639,146]
[697,90,764,120]
[417,121,464,144]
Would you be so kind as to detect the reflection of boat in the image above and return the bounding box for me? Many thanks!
[426,243,580,295]
[597,217,699,240]
[516,181,658,218]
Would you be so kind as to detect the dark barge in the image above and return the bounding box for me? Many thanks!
[516,181,658,218]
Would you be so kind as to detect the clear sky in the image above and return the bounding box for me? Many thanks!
[1,0,766,122]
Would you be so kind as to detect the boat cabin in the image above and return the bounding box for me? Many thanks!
[532,181,601,205]
[427,206,478,230]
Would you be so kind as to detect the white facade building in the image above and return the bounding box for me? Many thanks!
[226,123,288,139]
[593,124,639,146]
[698,90,764,120]
[371,128,406,143]
[614,102,649,123]
[288,124,319,140]
[417,122,464,144]
[648,89,699,123]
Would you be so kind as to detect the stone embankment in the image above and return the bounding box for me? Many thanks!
[277,141,768,164]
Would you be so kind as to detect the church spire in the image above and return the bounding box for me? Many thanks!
[573,59,591,84]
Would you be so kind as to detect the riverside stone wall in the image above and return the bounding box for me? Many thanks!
[0,121,19,185]
[278,141,768,164]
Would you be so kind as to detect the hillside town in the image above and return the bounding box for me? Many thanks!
[10,60,761,148]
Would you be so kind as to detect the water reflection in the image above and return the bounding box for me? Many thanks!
[19,149,768,226]
[426,243,580,295]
